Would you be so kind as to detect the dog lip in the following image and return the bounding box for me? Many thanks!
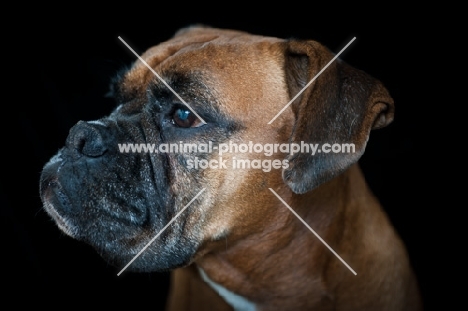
[39,154,74,212]
[44,200,72,234]
[40,174,58,198]
[39,154,65,195]
[40,170,75,212]
[40,177,78,237]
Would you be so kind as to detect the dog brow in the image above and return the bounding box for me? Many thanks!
[148,72,212,109]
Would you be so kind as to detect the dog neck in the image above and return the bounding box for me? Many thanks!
[195,165,367,309]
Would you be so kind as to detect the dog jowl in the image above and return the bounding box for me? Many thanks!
[40,26,422,310]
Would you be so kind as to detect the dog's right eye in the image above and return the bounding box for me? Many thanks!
[171,107,203,128]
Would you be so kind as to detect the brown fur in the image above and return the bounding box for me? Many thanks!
[118,26,422,310]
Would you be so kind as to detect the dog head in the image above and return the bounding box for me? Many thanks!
[39,25,393,272]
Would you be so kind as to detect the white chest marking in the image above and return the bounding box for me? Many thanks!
[198,267,257,311]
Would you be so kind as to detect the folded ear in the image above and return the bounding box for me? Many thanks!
[282,40,394,194]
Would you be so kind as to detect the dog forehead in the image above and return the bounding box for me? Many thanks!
[122,28,288,112]
[157,26,283,53]
[139,28,285,71]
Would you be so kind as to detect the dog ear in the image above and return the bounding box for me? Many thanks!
[281,40,394,194]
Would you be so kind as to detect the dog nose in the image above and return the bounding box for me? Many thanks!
[66,121,108,157]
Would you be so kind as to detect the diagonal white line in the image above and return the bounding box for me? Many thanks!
[268,188,357,275]
[118,36,207,125]
[117,188,206,276]
[267,37,356,125]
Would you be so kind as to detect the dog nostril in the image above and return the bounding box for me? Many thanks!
[66,121,108,157]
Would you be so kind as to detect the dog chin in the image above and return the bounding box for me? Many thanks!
[90,234,199,273]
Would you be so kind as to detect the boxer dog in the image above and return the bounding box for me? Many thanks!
[40,26,422,310]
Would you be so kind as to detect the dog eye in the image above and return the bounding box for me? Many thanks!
[171,107,202,128]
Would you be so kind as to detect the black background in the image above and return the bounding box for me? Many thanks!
[4,5,438,310]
